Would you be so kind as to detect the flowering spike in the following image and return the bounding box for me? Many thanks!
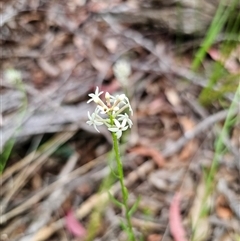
[86,87,133,138]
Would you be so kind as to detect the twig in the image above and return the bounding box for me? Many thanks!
[0,153,108,224]
[162,108,238,157]
[0,132,76,213]
[19,153,79,241]
[1,132,75,184]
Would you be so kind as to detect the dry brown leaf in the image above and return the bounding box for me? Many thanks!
[32,69,47,86]
[129,145,165,168]
[208,47,240,74]
[231,125,240,149]
[87,37,112,76]
[179,117,197,161]
[179,140,198,161]
[147,98,164,115]
[179,116,195,132]
[58,56,76,72]
[165,88,181,107]
[31,174,42,190]
[216,195,233,220]
[147,234,162,241]
[105,38,118,53]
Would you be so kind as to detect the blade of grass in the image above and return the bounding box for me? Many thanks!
[0,69,28,173]
[192,0,238,70]
[191,84,239,241]
[206,84,239,188]
[1,132,76,183]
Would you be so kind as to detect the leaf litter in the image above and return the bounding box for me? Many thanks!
[1,0,239,240]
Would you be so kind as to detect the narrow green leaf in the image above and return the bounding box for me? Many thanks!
[192,0,238,70]
[120,221,134,240]
[108,163,120,179]
[128,197,141,217]
[0,138,15,174]
[108,192,123,208]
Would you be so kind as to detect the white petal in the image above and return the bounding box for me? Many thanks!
[121,118,127,127]
[95,86,103,96]
[122,126,128,131]
[87,99,93,103]
[105,92,110,99]
[94,125,100,132]
[108,127,119,132]
[86,120,92,126]
[94,121,104,125]
[116,131,122,139]
[113,119,121,128]
[87,111,91,119]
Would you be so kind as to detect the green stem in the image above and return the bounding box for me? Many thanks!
[111,132,136,241]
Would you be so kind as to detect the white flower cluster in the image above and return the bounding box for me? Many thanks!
[87,87,133,139]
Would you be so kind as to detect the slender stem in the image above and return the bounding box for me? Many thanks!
[111,132,136,241]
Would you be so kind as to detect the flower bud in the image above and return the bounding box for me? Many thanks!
[113,59,131,86]
[105,92,110,100]
[118,94,126,101]
[113,106,119,112]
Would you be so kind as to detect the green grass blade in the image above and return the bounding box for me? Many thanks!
[192,0,238,70]
[128,197,141,217]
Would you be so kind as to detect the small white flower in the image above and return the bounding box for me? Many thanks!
[86,86,133,136]
[111,94,127,104]
[105,92,111,106]
[117,113,133,128]
[96,105,110,114]
[112,94,133,116]
[108,119,128,139]
[122,95,133,115]
[87,87,104,103]
[105,92,111,100]
[5,68,21,84]
[86,111,104,132]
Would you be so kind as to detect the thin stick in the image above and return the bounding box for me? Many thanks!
[19,153,79,241]
[1,132,75,184]
[1,132,75,213]
[0,153,107,224]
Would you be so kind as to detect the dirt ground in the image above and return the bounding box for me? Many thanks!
[1,0,239,241]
